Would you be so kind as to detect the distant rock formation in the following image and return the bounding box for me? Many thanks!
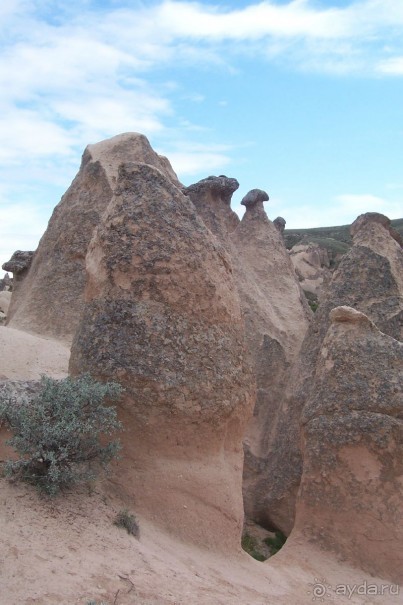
[69,162,254,551]
[0,291,11,316]
[289,242,331,298]
[184,175,240,241]
[4,133,179,342]
[264,211,403,534]
[0,272,12,292]
[273,216,286,234]
[293,306,403,584]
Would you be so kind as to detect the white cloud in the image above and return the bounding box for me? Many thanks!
[376,56,403,75]
[0,200,50,271]
[270,193,403,229]
[160,143,232,177]
[1,0,403,274]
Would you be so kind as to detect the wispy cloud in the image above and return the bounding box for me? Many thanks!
[270,192,403,229]
[1,1,403,268]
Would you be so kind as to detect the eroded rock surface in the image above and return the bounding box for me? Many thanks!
[289,242,331,297]
[69,162,254,551]
[184,175,240,242]
[5,133,178,342]
[264,212,403,534]
[292,306,403,583]
[229,190,311,528]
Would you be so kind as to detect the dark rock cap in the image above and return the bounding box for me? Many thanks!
[2,251,35,274]
[184,175,239,206]
[240,189,269,210]
[273,216,286,233]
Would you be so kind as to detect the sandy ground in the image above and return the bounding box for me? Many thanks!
[0,325,400,604]
[0,326,70,380]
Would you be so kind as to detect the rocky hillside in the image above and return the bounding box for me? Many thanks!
[284,217,403,259]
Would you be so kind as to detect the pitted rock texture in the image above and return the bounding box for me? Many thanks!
[229,191,311,528]
[69,162,254,551]
[2,251,34,275]
[289,242,331,297]
[240,188,269,209]
[184,175,240,242]
[292,306,403,583]
[5,133,179,342]
[273,216,286,234]
[265,212,403,534]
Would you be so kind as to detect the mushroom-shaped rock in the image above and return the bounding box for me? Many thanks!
[230,191,311,530]
[184,175,240,242]
[240,189,269,211]
[273,216,286,234]
[291,306,403,583]
[185,175,239,206]
[2,251,34,275]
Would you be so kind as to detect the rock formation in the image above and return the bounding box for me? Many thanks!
[229,190,311,528]
[4,133,179,342]
[292,306,403,584]
[184,175,240,242]
[0,272,12,292]
[184,176,311,529]
[69,162,254,551]
[0,291,11,316]
[264,211,403,534]
[273,216,286,234]
[289,242,332,299]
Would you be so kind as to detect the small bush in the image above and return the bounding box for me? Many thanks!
[264,530,287,555]
[0,374,123,496]
[241,533,267,562]
[114,509,139,538]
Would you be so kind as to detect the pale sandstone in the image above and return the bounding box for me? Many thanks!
[5,133,179,342]
[0,291,11,315]
[264,212,403,534]
[69,162,254,551]
[292,306,403,584]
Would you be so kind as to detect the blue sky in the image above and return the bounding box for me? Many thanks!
[1,0,403,270]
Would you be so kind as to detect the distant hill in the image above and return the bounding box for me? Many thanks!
[284,218,403,256]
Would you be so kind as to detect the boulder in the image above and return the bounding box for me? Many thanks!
[264,212,403,534]
[293,306,403,583]
[5,133,179,342]
[69,162,254,551]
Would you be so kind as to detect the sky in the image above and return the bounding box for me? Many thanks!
[1,0,403,271]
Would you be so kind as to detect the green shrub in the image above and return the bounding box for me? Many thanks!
[114,509,139,538]
[0,374,123,496]
[241,533,267,562]
[264,530,287,555]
